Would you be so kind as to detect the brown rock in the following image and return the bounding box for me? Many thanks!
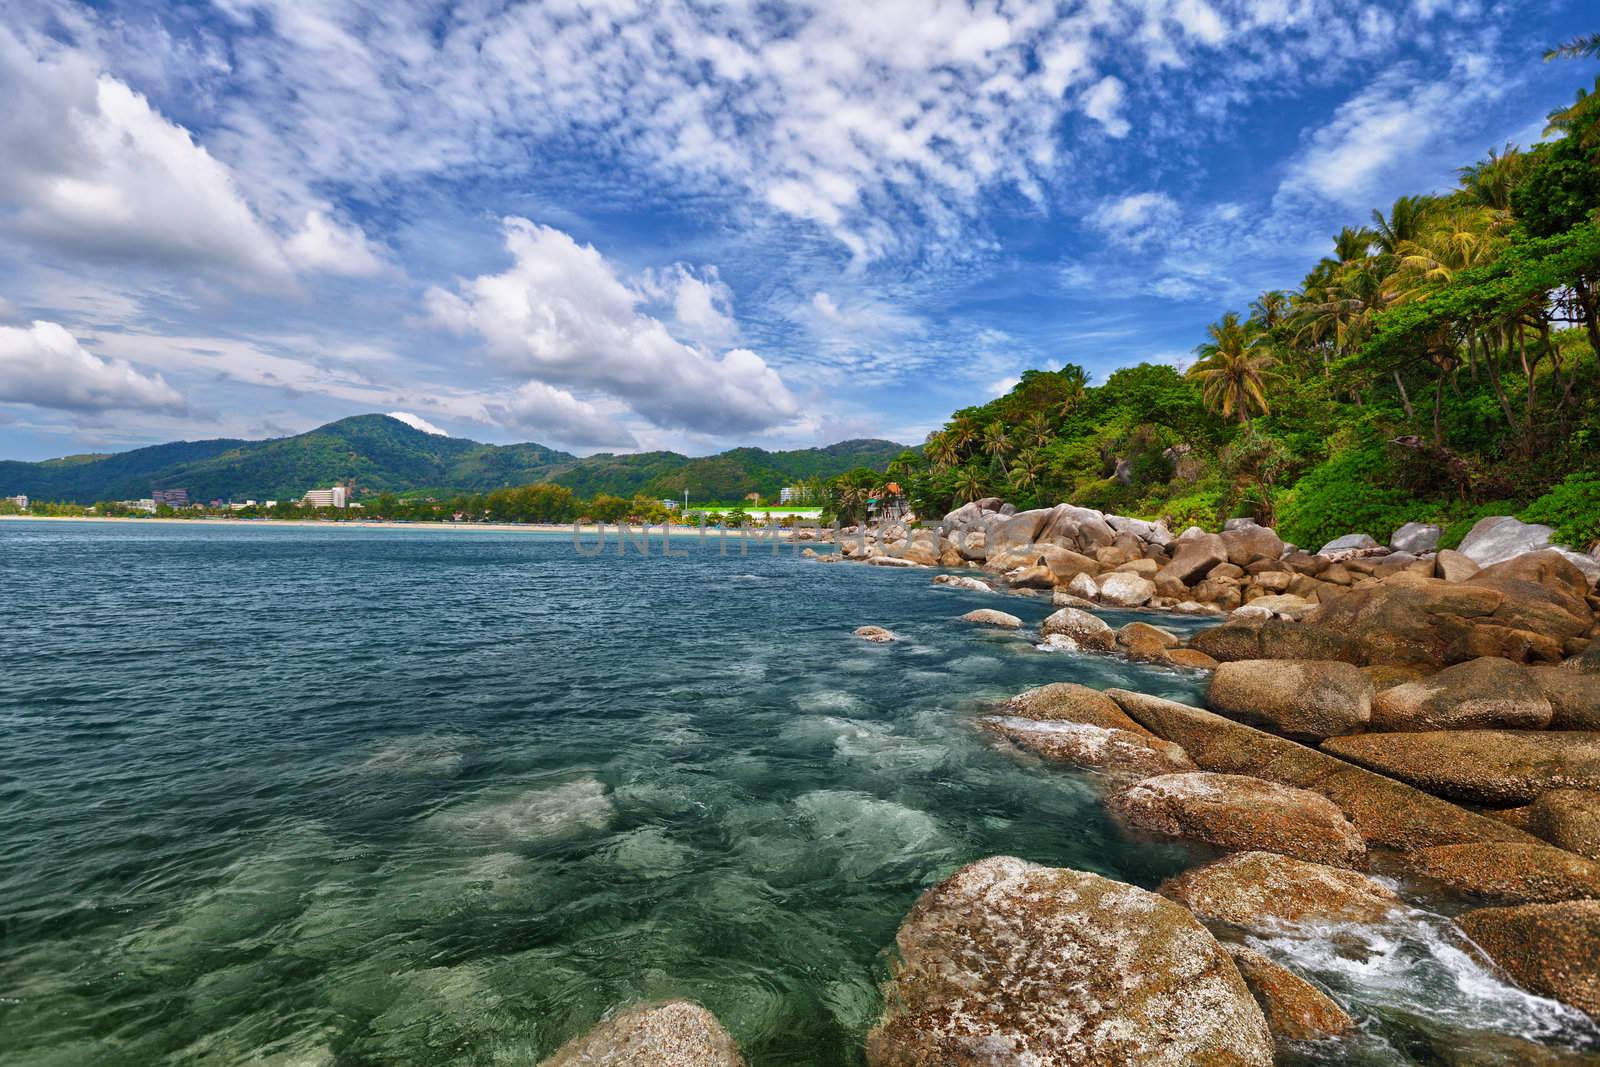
[854,625,896,643]
[1167,648,1221,670]
[541,1001,746,1067]
[1221,524,1284,567]
[1284,551,1329,576]
[1370,657,1553,731]
[1457,900,1600,1016]
[1565,638,1600,675]
[1305,572,1502,668]
[1321,730,1600,806]
[1435,548,1480,582]
[1003,682,1146,732]
[1037,545,1103,584]
[1527,789,1600,861]
[1472,550,1594,603]
[1193,577,1243,612]
[1224,945,1354,1041]
[1107,690,1540,850]
[1451,623,1566,665]
[960,608,1023,629]
[1109,772,1365,866]
[1363,664,1428,690]
[1206,659,1373,741]
[1210,562,1247,580]
[1399,842,1600,904]
[1039,606,1116,651]
[1190,619,1360,665]
[1534,667,1600,730]
[1120,621,1182,649]
[981,716,1196,781]
[865,856,1273,1067]
[1161,851,1403,929]
[1158,532,1229,586]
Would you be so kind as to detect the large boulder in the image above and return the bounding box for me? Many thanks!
[961,608,1023,629]
[1191,619,1360,665]
[1098,571,1157,607]
[1108,772,1365,867]
[1391,522,1443,555]
[541,1001,746,1067]
[1303,572,1504,667]
[1039,607,1116,651]
[1456,900,1600,1016]
[864,856,1273,1067]
[1466,553,1594,640]
[1536,668,1600,730]
[1206,659,1373,741]
[1106,690,1540,850]
[1435,548,1480,582]
[1157,533,1228,586]
[1224,945,1354,1041]
[1221,524,1284,567]
[1002,682,1146,732]
[1037,503,1117,551]
[984,508,1054,560]
[1321,730,1600,806]
[1161,851,1404,929]
[1370,657,1553,732]
[1526,789,1600,860]
[981,716,1196,781]
[1457,515,1555,567]
[1399,842,1600,904]
[1317,533,1380,555]
[1036,544,1103,584]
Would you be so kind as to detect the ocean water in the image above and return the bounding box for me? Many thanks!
[1,522,1596,1066]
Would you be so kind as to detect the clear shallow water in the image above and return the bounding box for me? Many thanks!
[1,523,1596,1066]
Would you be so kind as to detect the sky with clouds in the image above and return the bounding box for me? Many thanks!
[0,0,1593,460]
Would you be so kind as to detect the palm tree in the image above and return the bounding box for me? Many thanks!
[980,422,1010,459]
[1188,312,1276,423]
[925,431,959,472]
[1008,448,1045,494]
[1458,144,1524,221]
[1249,290,1290,331]
[1386,206,1502,304]
[1020,411,1053,449]
[1331,226,1377,264]
[946,417,978,458]
[954,468,987,504]
[1371,196,1436,257]
[1056,364,1089,419]
[1545,32,1600,61]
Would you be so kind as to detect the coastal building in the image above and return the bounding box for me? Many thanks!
[152,488,189,508]
[301,487,349,509]
[779,485,806,504]
[660,499,680,511]
[5,494,26,509]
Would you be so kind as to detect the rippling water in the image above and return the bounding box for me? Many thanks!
[2,522,1596,1066]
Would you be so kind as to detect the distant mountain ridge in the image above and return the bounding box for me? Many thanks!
[0,415,908,503]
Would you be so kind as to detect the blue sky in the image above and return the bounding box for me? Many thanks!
[0,0,1593,460]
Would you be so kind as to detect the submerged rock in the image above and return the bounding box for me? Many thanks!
[1109,772,1365,867]
[865,856,1273,1066]
[981,716,1195,781]
[853,625,897,644]
[1224,945,1354,1041]
[541,1001,746,1066]
[1457,900,1600,1017]
[959,608,1022,629]
[1321,730,1600,806]
[1106,690,1538,850]
[1206,659,1372,741]
[1162,851,1404,930]
[1370,657,1553,732]
[1399,842,1600,904]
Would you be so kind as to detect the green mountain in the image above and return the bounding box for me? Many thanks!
[0,415,906,504]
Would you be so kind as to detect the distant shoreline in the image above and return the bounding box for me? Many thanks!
[0,514,811,539]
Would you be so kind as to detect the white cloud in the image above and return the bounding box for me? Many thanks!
[386,410,448,436]
[483,381,638,450]
[1091,192,1181,247]
[427,218,801,435]
[1082,76,1131,138]
[0,320,184,413]
[284,210,388,277]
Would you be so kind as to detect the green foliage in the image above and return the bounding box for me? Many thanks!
[1276,448,1423,549]
[1522,474,1600,550]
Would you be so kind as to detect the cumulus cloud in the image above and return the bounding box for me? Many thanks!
[1082,76,1131,138]
[483,381,639,450]
[426,218,800,435]
[386,410,448,436]
[284,210,388,277]
[0,320,184,413]
[1090,192,1181,247]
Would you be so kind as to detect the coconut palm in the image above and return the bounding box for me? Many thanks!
[1545,32,1600,61]
[1008,448,1045,494]
[1386,206,1502,304]
[1249,290,1291,331]
[1458,144,1525,220]
[1371,196,1437,257]
[1188,312,1276,423]
[954,468,987,504]
[980,422,1010,459]
[1056,364,1089,419]
[1020,411,1054,449]
[925,431,960,472]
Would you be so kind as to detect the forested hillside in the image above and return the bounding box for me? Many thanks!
[870,55,1600,556]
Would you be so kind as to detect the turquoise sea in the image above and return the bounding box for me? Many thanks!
[2,523,1597,1065]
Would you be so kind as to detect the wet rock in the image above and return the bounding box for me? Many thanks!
[1161,851,1404,929]
[1003,682,1149,733]
[1051,589,1096,610]
[1039,607,1116,651]
[854,625,897,643]
[1536,668,1600,730]
[1065,571,1099,600]
[1456,516,1555,568]
[1435,548,1480,582]
[865,856,1273,1067]
[1206,659,1373,742]
[1456,900,1600,1016]
[1107,690,1539,850]
[1399,842,1600,904]
[541,1001,746,1067]
[1109,772,1365,867]
[1318,533,1380,555]
[1098,571,1157,607]
[932,574,993,593]
[1370,657,1553,732]
[1224,945,1354,1040]
[1167,648,1221,670]
[1391,522,1442,555]
[1527,789,1600,861]
[981,716,1196,780]
[960,609,1023,629]
[1321,730,1600,806]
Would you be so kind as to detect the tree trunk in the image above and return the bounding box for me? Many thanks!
[1393,371,1415,420]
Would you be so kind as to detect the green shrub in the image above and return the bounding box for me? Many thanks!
[1522,475,1600,551]
[1276,448,1422,549]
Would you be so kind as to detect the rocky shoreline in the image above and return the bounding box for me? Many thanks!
[542,502,1600,1064]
